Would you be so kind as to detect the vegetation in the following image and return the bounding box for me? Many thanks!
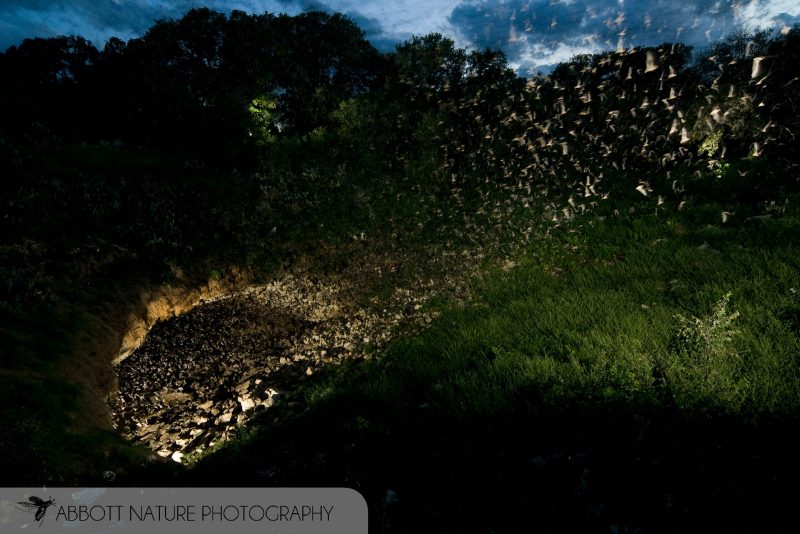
[1,7,799,531]
[195,201,800,531]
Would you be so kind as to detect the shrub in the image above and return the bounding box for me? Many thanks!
[669,292,742,408]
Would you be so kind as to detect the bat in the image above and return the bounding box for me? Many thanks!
[16,496,55,526]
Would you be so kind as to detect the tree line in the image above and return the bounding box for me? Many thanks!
[1,8,798,271]
[1,9,797,177]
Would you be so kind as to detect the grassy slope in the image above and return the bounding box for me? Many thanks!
[193,197,800,532]
[3,137,800,531]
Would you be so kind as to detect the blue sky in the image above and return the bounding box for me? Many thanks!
[2,0,798,73]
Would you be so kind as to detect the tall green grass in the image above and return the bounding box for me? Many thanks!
[195,197,800,533]
[305,202,800,417]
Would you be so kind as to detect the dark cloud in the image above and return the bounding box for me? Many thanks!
[2,0,797,70]
[0,0,328,50]
[0,0,398,53]
[340,11,399,52]
[257,1,400,51]
[0,0,195,49]
[271,0,327,12]
[271,1,399,51]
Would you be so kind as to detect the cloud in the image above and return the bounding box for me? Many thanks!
[1,1,180,48]
[734,0,800,31]
[0,0,428,52]
[2,0,798,73]
[448,0,800,74]
[271,1,463,50]
[0,0,315,49]
[340,11,400,51]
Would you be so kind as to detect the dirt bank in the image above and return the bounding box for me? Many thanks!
[60,269,253,432]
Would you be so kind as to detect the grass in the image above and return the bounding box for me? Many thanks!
[0,274,186,485]
[4,131,800,529]
[296,201,800,418]
[192,197,800,532]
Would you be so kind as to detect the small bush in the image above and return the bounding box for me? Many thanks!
[669,292,742,408]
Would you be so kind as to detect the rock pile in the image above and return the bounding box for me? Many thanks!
[109,274,440,460]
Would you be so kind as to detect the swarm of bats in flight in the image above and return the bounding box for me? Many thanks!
[397,29,799,229]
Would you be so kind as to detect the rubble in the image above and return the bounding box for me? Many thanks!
[109,270,456,457]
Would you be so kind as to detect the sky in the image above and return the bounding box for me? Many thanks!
[1,0,799,74]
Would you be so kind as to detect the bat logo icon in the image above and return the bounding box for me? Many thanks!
[16,496,55,526]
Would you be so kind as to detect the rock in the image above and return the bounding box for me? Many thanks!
[171,451,184,463]
[238,395,256,412]
[216,412,233,425]
[112,271,450,457]
[187,431,212,451]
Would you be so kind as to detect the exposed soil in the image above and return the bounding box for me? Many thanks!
[64,272,251,432]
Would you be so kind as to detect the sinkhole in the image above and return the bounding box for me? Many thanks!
[108,276,393,463]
